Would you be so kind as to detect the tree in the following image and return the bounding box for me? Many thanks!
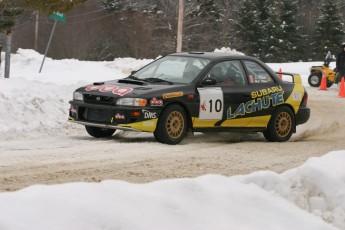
[235,0,260,57]
[278,0,302,61]
[312,0,344,60]
[184,0,222,51]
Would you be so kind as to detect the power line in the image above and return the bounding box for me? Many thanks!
[38,11,117,25]
[67,9,106,18]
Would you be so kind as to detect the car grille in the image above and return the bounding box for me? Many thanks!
[83,108,113,123]
[84,94,116,105]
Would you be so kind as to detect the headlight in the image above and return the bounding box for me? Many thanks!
[73,92,83,101]
[116,98,147,106]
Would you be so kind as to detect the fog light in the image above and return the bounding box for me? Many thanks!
[130,111,141,117]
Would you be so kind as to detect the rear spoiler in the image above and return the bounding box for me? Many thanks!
[275,72,302,84]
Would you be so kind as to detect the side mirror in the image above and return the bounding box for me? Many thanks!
[201,77,217,85]
[131,70,137,75]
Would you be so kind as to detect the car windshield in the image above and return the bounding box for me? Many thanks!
[131,55,211,84]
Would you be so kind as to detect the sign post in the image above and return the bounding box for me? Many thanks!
[39,12,66,73]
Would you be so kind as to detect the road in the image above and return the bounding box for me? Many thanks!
[1,87,344,192]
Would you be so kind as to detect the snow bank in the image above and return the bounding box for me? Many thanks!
[235,151,345,229]
[0,151,344,230]
[0,50,152,140]
[214,47,245,55]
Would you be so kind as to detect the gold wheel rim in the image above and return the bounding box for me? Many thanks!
[275,112,292,137]
[166,111,184,139]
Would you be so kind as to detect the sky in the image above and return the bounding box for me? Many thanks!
[0,48,344,230]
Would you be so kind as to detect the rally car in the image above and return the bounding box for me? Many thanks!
[68,52,310,145]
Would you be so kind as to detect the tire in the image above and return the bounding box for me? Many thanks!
[85,126,116,138]
[308,73,321,87]
[154,104,187,145]
[263,106,295,142]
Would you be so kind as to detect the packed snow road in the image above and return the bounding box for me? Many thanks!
[1,87,344,192]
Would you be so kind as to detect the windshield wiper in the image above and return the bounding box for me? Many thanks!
[126,75,142,81]
[143,77,173,85]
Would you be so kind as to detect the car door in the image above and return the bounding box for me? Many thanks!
[194,60,252,128]
[242,60,284,128]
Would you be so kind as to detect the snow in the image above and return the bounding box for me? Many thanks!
[0,48,344,230]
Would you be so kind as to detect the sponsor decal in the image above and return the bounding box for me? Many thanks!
[227,91,285,119]
[99,85,117,92]
[70,106,77,113]
[201,100,207,111]
[150,98,163,106]
[85,85,133,96]
[113,87,133,96]
[143,121,155,127]
[292,92,302,101]
[163,91,184,99]
[115,113,125,119]
[251,86,283,99]
[142,109,157,119]
[227,86,284,119]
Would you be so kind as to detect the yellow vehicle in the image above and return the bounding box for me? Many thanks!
[308,51,337,88]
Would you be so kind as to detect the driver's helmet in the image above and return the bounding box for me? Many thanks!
[341,42,345,48]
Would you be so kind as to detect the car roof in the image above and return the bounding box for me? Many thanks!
[168,52,282,82]
[168,52,253,61]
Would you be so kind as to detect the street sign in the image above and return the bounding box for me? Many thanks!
[49,12,66,23]
[40,12,66,73]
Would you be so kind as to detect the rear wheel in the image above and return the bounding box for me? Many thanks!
[263,106,295,142]
[308,73,321,87]
[154,104,187,145]
[85,126,116,138]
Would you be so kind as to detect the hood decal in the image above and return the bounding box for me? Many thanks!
[85,85,133,96]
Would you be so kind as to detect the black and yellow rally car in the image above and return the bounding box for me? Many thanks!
[68,52,310,144]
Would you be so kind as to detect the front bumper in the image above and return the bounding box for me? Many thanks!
[68,118,141,132]
[69,100,160,132]
[296,107,310,125]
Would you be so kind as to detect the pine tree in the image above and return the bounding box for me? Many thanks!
[265,0,284,62]
[101,0,138,12]
[278,0,302,61]
[184,0,223,51]
[188,0,221,19]
[101,0,158,13]
[235,0,260,57]
[312,0,344,60]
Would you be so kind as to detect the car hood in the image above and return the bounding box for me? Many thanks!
[77,79,189,98]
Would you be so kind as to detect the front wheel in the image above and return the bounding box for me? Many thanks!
[154,104,187,145]
[308,73,321,87]
[263,106,295,142]
[85,126,116,138]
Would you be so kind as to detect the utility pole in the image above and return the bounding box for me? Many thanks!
[4,29,12,79]
[34,11,39,51]
[176,0,184,52]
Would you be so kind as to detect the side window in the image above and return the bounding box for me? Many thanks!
[243,60,274,84]
[203,60,247,86]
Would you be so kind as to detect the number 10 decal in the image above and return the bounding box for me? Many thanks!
[197,87,224,120]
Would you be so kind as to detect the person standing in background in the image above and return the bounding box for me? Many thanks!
[335,42,345,83]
